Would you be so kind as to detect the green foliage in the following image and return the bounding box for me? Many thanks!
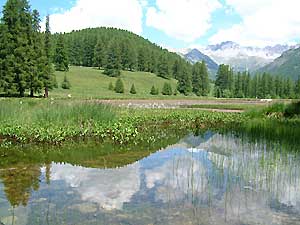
[115,78,124,93]
[161,82,173,95]
[61,75,71,89]
[57,27,193,81]
[54,35,69,72]
[108,82,114,91]
[177,62,192,95]
[284,101,300,118]
[150,85,159,95]
[130,84,137,94]
[0,99,247,144]
[103,39,121,77]
[214,64,296,99]
[192,61,210,96]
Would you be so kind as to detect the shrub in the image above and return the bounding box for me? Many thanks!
[115,78,124,93]
[108,82,114,91]
[284,101,300,117]
[150,85,159,95]
[61,75,71,89]
[130,84,137,94]
[161,82,173,95]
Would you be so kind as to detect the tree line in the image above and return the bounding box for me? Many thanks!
[214,64,300,99]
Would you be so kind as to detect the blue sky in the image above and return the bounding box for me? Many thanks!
[0,0,299,49]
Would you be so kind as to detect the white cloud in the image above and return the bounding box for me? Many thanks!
[210,0,300,47]
[47,0,144,34]
[146,0,221,42]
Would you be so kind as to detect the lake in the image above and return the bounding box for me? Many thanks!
[0,131,300,225]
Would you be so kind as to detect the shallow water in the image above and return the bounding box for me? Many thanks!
[0,131,300,225]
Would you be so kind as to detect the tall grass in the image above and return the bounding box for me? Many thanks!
[0,99,115,126]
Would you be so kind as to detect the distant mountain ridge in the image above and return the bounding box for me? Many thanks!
[179,41,297,73]
[183,49,219,77]
[258,47,300,80]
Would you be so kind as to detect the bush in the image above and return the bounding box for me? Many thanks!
[108,82,114,91]
[284,101,300,117]
[150,85,159,95]
[130,84,137,94]
[61,75,71,89]
[161,82,173,95]
[103,68,121,77]
[115,78,124,93]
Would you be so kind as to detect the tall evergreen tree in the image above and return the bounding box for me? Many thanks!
[103,39,121,77]
[54,35,69,71]
[295,76,300,98]
[93,39,105,69]
[42,15,56,98]
[1,0,34,96]
[27,9,44,97]
[177,63,192,95]
[157,53,170,79]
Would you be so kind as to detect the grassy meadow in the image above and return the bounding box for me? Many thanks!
[52,66,180,99]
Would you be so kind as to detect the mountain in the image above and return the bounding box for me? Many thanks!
[258,47,300,80]
[184,49,219,77]
[201,41,295,72]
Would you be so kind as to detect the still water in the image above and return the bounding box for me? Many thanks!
[0,131,300,225]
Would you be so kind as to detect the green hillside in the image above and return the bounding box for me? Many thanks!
[51,66,179,99]
[259,47,300,80]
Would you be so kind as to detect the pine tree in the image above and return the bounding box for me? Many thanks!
[42,15,56,98]
[104,39,121,77]
[295,76,300,98]
[54,35,69,71]
[108,82,114,91]
[177,63,192,95]
[157,53,170,79]
[162,82,172,95]
[1,0,34,96]
[150,85,159,95]
[27,9,44,97]
[192,62,202,96]
[115,78,124,93]
[130,84,137,94]
[93,39,105,69]
[61,74,71,89]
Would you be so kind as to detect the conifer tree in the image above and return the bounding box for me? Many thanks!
[162,82,172,95]
[115,78,124,93]
[295,76,300,98]
[150,85,159,95]
[1,0,34,96]
[177,63,192,95]
[157,53,170,79]
[104,39,121,77]
[61,74,71,89]
[42,15,56,98]
[54,35,69,71]
[108,82,114,91]
[93,39,104,69]
[130,84,137,94]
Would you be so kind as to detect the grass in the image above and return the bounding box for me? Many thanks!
[52,66,180,99]
[0,98,247,145]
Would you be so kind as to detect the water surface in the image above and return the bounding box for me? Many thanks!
[0,131,300,225]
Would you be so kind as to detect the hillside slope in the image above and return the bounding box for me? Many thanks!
[258,47,300,80]
[51,66,178,99]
